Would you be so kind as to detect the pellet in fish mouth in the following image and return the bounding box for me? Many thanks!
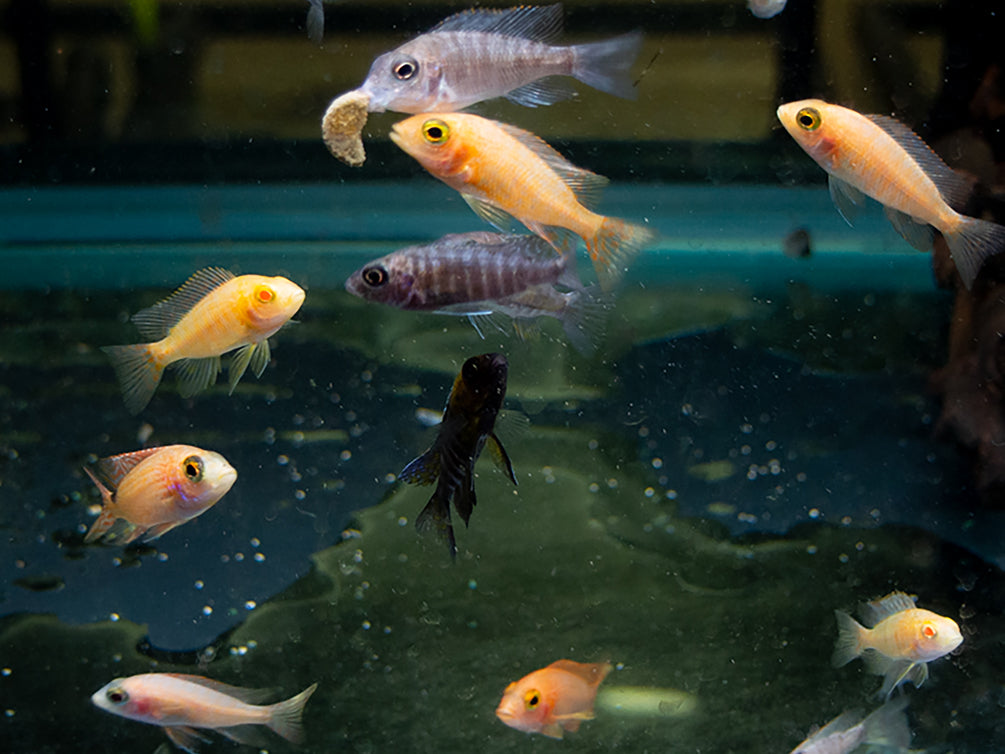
[322,89,370,167]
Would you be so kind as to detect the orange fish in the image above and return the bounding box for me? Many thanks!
[495,660,612,739]
[389,112,656,288]
[83,444,237,544]
[91,673,317,752]
[777,99,1005,288]
[103,268,306,414]
[832,591,963,698]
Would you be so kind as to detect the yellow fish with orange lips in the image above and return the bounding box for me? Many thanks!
[390,112,656,289]
[103,267,305,414]
[777,98,1005,288]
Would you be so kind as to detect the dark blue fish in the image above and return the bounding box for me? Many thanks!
[399,353,516,558]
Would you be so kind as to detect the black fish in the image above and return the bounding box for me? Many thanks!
[399,353,517,557]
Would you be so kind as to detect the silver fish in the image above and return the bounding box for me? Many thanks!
[789,697,910,754]
[358,4,643,113]
[344,232,606,353]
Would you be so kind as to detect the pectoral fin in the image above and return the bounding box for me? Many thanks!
[461,194,522,233]
[229,340,271,394]
[164,725,212,754]
[828,175,867,226]
[487,433,517,485]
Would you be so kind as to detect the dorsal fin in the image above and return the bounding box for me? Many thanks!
[861,591,918,626]
[161,674,276,705]
[93,446,166,489]
[546,659,613,687]
[491,119,609,209]
[132,268,235,341]
[865,114,973,210]
[430,4,564,43]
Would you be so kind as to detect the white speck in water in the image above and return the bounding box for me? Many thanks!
[202,605,213,616]
[340,450,352,461]
[250,538,260,548]
[651,457,663,469]
[245,601,257,611]
[588,483,600,493]
[194,580,204,590]
[806,545,818,555]
[385,473,396,484]
[644,487,655,498]
[808,508,820,519]
[254,553,265,563]
[362,620,371,630]
[109,613,120,622]
[277,454,289,466]
[588,439,598,450]
[1,668,11,677]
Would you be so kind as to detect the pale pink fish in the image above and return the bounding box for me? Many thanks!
[359,4,642,113]
[496,660,612,739]
[91,673,317,753]
[83,444,237,544]
[789,697,910,754]
[777,99,1005,288]
[832,591,963,698]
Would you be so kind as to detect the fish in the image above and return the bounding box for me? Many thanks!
[91,673,318,753]
[344,231,606,352]
[305,0,330,44]
[82,444,237,544]
[748,0,787,19]
[359,4,642,113]
[398,352,516,558]
[390,112,657,288]
[789,697,910,754]
[777,99,1005,288]
[831,590,963,698]
[496,659,612,739]
[103,268,306,414]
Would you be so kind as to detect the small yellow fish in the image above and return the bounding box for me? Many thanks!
[389,112,656,288]
[83,444,237,544]
[832,591,963,698]
[91,673,317,752]
[103,268,305,414]
[777,99,1005,288]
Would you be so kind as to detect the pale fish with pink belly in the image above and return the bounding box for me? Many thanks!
[82,444,237,544]
[91,673,318,753]
[777,98,1005,288]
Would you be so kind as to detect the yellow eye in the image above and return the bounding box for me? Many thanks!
[922,623,937,639]
[795,107,822,131]
[105,686,129,705]
[523,689,541,710]
[422,119,450,145]
[255,285,276,304]
[183,455,204,482]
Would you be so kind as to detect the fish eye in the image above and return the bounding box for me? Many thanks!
[422,119,450,145]
[255,285,276,304]
[393,59,418,80]
[796,107,822,131]
[523,689,541,710]
[462,359,480,383]
[183,455,205,482]
[105,687,129,705]
[362,266,388,287]
[922,623,938,639]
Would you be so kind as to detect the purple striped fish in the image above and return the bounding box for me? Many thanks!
[344,232,605,353]
[359,4,642,113]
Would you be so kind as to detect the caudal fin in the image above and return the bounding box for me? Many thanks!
[587,217,658,290]
[102,343,163,415]
[415,490,458,560]
[266,682,318,744]
[945,215,1005,289]
[572,31,644,100]
[831,609,865,668]
[560,286,610,355]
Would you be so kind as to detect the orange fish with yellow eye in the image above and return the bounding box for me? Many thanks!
[495,660,612,739]
[103,268,306,414]
[832,591,963,698]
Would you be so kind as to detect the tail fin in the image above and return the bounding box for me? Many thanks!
[266,682,318,744]
[831,610,865,668]
[102,343,163,415]
[587,217,658,290]
[572,31,644,100]
[945,215,1005,289]
[862,696,910,749]
[560,286,610,355]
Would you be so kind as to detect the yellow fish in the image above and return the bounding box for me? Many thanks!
[103,268,305,414]
[832,590,963,698]
[777,99,1005,288]
[390,112,656,288]
[83,444,237,544]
